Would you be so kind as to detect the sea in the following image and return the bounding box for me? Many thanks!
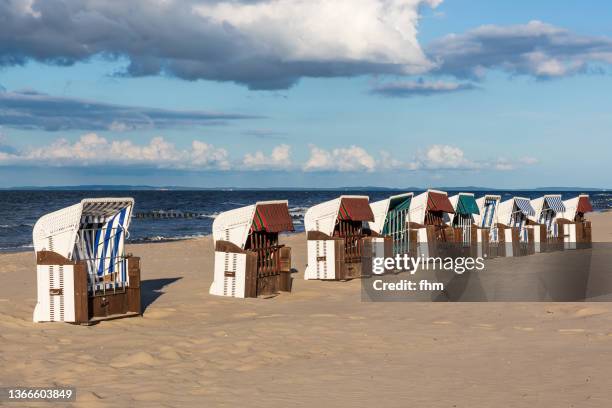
[1,190,610,252]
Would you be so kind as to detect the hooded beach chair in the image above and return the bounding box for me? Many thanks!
[368,193,414,258]
[32,198,140,323]
[557,194,593,249]
[529,195,566,252]
[473,194,501,257]
[304,195,375,280]
[408,190,456,257]
[210,201,294,298]
[446,193,480,256]
[497,197,536,257]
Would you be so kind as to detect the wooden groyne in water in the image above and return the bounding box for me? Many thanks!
[133,210,209,219]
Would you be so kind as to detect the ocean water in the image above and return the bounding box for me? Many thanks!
[0,190,610,252]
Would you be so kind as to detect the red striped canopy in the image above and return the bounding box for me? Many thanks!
[251,203,295,233]
[426,192,455,213]
[577,196,593,214]
[337,197,374,221]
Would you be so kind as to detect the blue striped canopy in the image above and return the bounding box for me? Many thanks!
[515,198,535,216]
[480,198,497,228]
[544,196,565,213]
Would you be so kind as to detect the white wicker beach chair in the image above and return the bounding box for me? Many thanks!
[368,193,413,258]
[407,190,455,258]
[210,201,294,298]
[528,195,566,252]
[557,194,593,249]
[497,197,536,257]
[304,195,376,280]
[32,198,140,323]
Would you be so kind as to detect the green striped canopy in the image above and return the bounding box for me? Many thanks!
[382,195,412,235]
[456,194,480,215]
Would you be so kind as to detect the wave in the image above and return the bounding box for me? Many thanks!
[289,206,308,218]
[129,233,209,243]
[0,243,34,252]
[0,223,34,229]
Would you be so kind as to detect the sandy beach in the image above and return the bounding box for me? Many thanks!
[1,211,611,407]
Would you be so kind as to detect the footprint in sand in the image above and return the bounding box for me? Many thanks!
[573,307,608,318]
[143,307,176,319]
[558,328,586,334]
[473,323,495,330]
[159,349,183,360]
[232,312,258,318]
[109,351,158,368]
[234,363,260,372]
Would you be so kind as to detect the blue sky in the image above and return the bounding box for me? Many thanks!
[0,0,611,188]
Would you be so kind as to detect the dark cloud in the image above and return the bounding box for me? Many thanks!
[427,20,612,79]
[0,88,259,131]
[370,79,477,97]
[0,0,434,90]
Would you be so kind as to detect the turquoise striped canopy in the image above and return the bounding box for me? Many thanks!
[456,194,480,215]
[382,195,412,235]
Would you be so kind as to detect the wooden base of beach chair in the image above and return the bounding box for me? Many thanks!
[213,241,293,298]
[34,251,141,324]
[305,233,378,280]
[558,219,592,250]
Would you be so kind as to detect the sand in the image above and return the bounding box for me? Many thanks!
[1,213,612,407]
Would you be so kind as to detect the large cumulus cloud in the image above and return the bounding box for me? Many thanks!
[0,0,439,90]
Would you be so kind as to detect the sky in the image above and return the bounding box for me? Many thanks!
[0,0,611,188]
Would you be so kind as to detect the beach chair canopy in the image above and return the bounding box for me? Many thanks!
[446,193,479,225]
[449,193,480,215]
[305,195,374,236]
[544,195,565,213]
[558,194,593,221]
[409,190,454,225]
[427,191,455,213]
[213,200,294,248]
[530,194,566,224]
[515,197,535,217]
[474,195,501,228]
[33,198,134,260]
[456,194,480,215]
[497,197,535,225]
[576,195,594,213]
[368,193,413,234]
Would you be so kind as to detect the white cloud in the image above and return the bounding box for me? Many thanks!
[0,0,441,89]
[379,150,405,170]
[0,133,230,170]
[304,145,376,172]
[193,0,437,71]
[494,157,515,171]
[0,136,540,174]
[414,144,479,169]
[428,20,612,80]
[242,144,292,170]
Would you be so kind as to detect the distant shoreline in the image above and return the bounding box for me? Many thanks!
[1,186,609,192]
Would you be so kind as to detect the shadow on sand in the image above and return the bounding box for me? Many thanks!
[141,277,182,312]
